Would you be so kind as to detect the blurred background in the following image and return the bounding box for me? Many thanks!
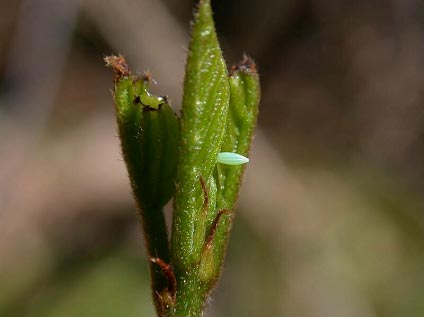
[1,0,424,316]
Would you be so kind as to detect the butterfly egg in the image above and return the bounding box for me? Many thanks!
[217,152,249,165]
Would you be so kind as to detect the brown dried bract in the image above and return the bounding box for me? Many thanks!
[230,54,258,75]
[142,70,152,82]
[150,257,177,301]
[104,54,130,76]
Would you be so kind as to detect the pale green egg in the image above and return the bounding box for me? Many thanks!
[217,152,249,165]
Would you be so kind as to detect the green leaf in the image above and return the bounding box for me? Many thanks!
[202,56,261,285]
[105,55,179,314]
[170,0,230,315]
[112,69,179,211]
[171,0,230,269]
[218,56,260,207]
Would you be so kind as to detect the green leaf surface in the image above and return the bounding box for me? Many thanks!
[114,75,179,210]
[206,57,261,286]
[171,0,230,269]
[170,0,230,316]
[106,55,179,315]
[218,57,260,208]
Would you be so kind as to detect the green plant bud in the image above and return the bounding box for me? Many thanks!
[218,55,260,207]
[106,55,179,313]
[202,56,260,286]
[114,75,179,210]
[172,0,230,270]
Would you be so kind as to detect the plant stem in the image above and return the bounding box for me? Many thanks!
[106,1,260,315]
[139,205,170,311]
[171,270,207,317]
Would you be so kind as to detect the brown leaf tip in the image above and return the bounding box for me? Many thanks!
[150,257,177,300]
[104,54,130,76]
[230,54,258,75]
[142,70,152,82]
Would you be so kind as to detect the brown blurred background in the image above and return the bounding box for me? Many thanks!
[1,0,424,316]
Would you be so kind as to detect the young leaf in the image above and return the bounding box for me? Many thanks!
[108,58,179,211]
[170,0,230,315]
[171,0,230,269]
[219,56,260,206]
[105,55,179,315]
[203,56,261,285]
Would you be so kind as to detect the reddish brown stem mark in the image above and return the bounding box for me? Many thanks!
[204,209,231,249]
[199,176,209,212]
[150,257,177,299]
